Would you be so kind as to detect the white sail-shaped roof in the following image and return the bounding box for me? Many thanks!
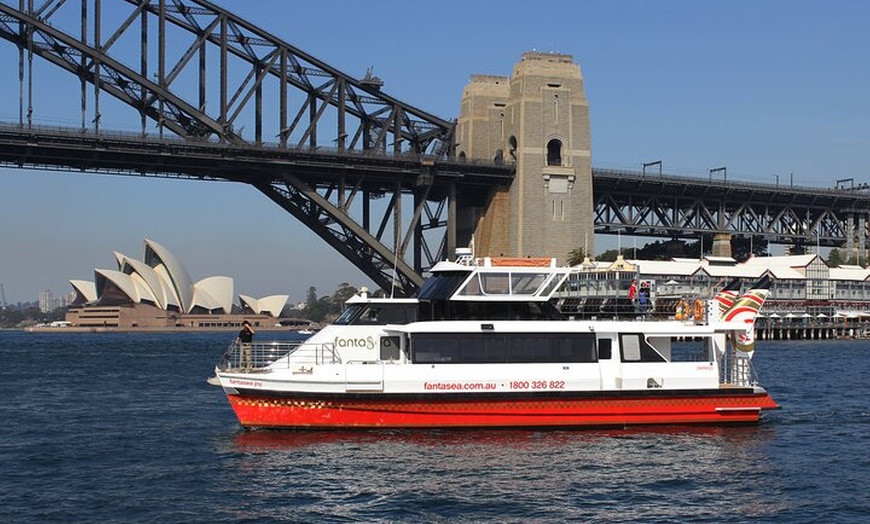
[193,276,234,313]
[94,269,140,304]
[144,238,193,312]
[69,279,97,303]
[112,251,126,269]
[239,294,258,313]
[116,253,169,309]
[190,287,223,312]
[129,272,159,306]
[152,264,181,310]
[239,294,288,317]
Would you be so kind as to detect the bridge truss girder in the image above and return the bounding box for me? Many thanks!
[0,0,454,154]
[0,0,493,295]
[593,169,870,252]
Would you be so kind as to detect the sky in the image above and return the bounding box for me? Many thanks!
[1,0,869,305]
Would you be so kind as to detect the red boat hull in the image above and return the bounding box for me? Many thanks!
[226,390,779,429]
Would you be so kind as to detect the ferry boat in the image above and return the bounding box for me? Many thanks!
[210,252,778,429]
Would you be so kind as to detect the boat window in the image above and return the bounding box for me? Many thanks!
[620,334,667,363]
[667,338,714,362]
[380,336,401,361]
[413,335,459,363]
[334,305,363,325]
[355,304,418,325]
[598,338,612,360]
[411,332,597,364]
[363,307,380,323]
[460,275,484,296]
[443,301,564,321]
[416,272,470,300]
[457,271,557,297]
[646,336,671,361]
[622,335,641,361]
[481,274,510,295]
[511,273,547,294]
[461,336,506,363]
[540,273,570,297]
[507,336,551,362]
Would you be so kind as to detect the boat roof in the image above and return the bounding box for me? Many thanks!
[427,257,571,302]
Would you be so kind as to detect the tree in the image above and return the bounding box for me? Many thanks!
[635,240,674,261]
[566,247,588,266]
[331,282,358,306]
[596,248,628,262]
[827,248,844,267]
[305,294,332,323]
[300,283,363,323]
[305,286,318,309]
[0,305,41,328]
[732,236,769,262]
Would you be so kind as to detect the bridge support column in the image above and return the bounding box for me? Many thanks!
[712,233,732,258]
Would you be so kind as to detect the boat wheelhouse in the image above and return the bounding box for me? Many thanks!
[211,255,777,429]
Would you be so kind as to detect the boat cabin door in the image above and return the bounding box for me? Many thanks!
[345,361,384,392]
[344,335,398,392]
[596,336,621,389]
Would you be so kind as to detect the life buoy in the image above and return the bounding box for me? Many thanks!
[674,300,689,320]
[693,299,705,321]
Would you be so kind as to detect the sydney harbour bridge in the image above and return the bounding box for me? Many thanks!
[0,0,868,296]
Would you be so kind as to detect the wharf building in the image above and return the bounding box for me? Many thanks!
[65,239,288,329]
[558,254,870,339]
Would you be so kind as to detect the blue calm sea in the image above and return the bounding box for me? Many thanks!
[1,331,868,523]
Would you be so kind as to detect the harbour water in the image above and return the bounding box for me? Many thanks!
[1,331,867,523]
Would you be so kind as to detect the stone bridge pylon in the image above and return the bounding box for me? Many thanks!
[457,52,594,262]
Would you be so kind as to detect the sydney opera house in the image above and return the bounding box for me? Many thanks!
[65,239,289,329]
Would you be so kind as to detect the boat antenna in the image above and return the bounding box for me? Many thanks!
[390,247,399,299]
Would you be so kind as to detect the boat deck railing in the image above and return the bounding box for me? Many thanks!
[719,348,759,387]
[218,340,340,372]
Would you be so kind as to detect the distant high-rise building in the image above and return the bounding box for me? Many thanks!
[39,289,54,313]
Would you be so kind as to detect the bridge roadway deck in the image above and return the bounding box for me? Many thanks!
[2,124,870,247]
[593,168,870,208]
[0,124,514,198]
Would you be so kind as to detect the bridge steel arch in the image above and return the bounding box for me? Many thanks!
[0,0,502,296]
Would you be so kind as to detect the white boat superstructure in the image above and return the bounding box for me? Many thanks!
[213,256,777,428]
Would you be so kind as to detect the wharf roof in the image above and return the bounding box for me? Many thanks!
[742,254,821,268]
[630,259,700,276]
[829,266,870,281]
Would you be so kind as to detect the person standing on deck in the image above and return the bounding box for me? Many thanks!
[628,279,638,312]
[236,320,256,371]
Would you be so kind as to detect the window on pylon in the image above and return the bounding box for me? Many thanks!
[547,139,562,166]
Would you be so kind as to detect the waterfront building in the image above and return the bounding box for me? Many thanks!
[65,238,288,329]
[559,253,870,327]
